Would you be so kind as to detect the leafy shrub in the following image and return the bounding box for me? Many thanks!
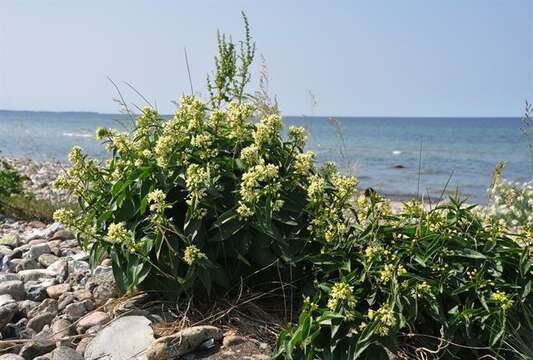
[53,15,357,296]
[55,98,328,295]
[0,156,24,199]
[275,197,533,359]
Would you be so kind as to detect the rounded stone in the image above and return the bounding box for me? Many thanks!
[38,253,59,267]
[49,230,75,241]
[0,354,25,360]
[77,311,110,332]
[27,243,51,260]
[46,284,71,299]
[27,311,56,332]
[51,318,73,342]
[50,346,83,360]
[85,316,154,360]
[0,280,25,300]
[223,335,246,347]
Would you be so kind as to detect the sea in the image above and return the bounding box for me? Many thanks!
[0,110,530,204]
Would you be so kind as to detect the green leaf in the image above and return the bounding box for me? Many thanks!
[89,242,108,269]
[454,248,487,259]
[110,249,126,292]
[210,209,245,242]
[522,280,531,301]
[197,268,212,295]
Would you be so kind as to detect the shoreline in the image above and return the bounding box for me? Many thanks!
[3,156,473,209]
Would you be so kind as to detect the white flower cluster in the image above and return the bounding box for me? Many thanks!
[327,281,356,311]
[237,163,282,218]
[368,304,397,336]
[185,164,210,216]
[226,102,255,140]
[147,189,171,219]
[481,178,533,232]
[253,114,283,145]
[294,152,315,175]
[183,244,207,265]
[288,126,307,147]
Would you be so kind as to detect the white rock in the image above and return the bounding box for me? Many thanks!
[0,294,15,307]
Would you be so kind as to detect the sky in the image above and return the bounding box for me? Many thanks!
[0,1,532,117]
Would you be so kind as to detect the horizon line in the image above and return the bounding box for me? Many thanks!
[0,108,522,119]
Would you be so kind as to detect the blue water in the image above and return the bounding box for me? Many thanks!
[0,110,530,204]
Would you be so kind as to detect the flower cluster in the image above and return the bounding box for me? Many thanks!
[137,106,163,128]
[147,189,171,223]
[491,290,513,311]
[240,144,260,164]
[288,126,307,147]
[226,102,255,140]
[237,163,282,218]
[107,223,132,244]
[183,245,207,265]
[368,304,396,336]
[96,127,116,140]
[426,208,450,232]
[294,151,315,175]
[253,114,283,145]
[410,281,431,299]
[147,189,167,212]
[402,199,424,218]
[378,263,405,283]
[154,96,207,168]
[331,173,357,201]
[52,208,77,228]
[307,175,325,203]
[480,178,533,233]
[327,281,356,311]
[185,164,209,207]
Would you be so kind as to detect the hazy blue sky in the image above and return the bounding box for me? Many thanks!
[1,1,531,116]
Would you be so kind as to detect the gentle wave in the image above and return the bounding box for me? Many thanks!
[62,132,93,138]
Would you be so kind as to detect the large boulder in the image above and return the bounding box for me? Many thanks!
[84,316,154,360]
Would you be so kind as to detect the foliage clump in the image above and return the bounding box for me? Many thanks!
[53,15,353,296]
[275,196,533,359]
[0,155,66,221]
[53,15,533,359]
[0,155,24,199]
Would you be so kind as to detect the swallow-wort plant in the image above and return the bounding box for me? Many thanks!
[53,15,533,359]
